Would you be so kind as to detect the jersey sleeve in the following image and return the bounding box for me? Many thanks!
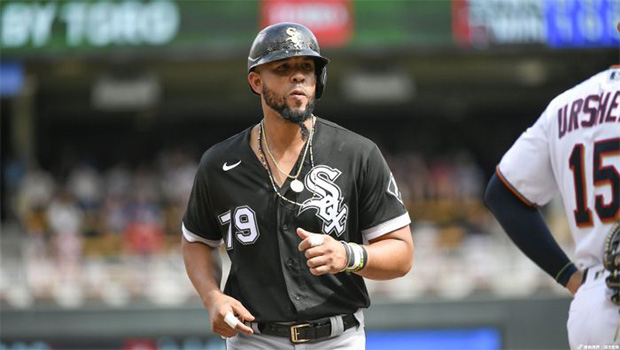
[358,145,411,241]
[498,110,559,207]
[182,153,223,247]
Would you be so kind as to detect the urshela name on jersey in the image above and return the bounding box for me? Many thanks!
[558,90,619,139]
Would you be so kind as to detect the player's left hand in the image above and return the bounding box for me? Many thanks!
[297,228,347,275]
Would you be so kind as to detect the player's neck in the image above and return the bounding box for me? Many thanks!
[262,113,311,151]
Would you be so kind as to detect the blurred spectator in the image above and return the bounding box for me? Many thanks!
[428,157,457,200]
[400,153,430,203]
[104,162,133,199]
[124,179,164,255]
[158,148,196,203]
[124,169,165,295]
[158,148,197,240]
[94,194,128,258]
[124,218,165,256]
[67,163,103,210]
[2,157,26,221]
[46,188,84,287]
[101,194,129,237]
[453,151,484,202]
[16,164,55,222]
[67,163,103,238]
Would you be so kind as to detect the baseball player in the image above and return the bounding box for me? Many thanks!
[181,22,414,349]
[485,65,620,348]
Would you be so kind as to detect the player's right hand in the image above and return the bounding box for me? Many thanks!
[297,228,348,275]
[206,292,255,338]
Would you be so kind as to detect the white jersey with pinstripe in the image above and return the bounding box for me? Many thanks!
[498,66,620,270]
[497,67,620,348]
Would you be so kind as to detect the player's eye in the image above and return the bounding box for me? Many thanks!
[302,62,314,72]
[275,64,288,72]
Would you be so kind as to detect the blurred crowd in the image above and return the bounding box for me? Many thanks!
[2,148,197,307]
[0,148,573,308]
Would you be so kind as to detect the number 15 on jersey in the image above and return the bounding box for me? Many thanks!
[568,138,620,227]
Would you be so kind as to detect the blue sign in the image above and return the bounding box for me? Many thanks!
[545,0,620,47]
[366,327,502,350]
[0,62,23,97]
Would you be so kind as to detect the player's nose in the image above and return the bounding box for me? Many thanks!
[290,69,306,84]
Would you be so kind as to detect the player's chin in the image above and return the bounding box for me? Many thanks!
[285,105,308,117]
[287,96,308,108]
[291,106,309,116]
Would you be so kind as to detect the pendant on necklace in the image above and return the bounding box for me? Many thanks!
[291,179,304,193]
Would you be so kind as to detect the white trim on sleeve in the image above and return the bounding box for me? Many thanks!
[182,223,222,247]
[361,212,411,241]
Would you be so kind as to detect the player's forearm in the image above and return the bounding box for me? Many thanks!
[182,237,224,309]
[356,226,414,280]
[484,173,577,287]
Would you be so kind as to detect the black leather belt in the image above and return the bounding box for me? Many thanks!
[257,314,359,343]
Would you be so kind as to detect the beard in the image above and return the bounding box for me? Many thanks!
[262,85,315,139]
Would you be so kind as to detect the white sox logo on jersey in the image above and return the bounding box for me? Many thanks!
[299,165,348,236]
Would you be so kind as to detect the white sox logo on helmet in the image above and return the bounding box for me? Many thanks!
[299,165,348,236]
[285,27,304,49]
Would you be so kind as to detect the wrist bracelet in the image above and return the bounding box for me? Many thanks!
[348,242,360,270]
[340,241,353,272]
[345,241,355,268]
[347,242,366,272]
[359,245,368,271]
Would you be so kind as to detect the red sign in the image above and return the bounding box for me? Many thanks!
[451,0,471,47]
[260,0,353,48]
[122,339,157,350]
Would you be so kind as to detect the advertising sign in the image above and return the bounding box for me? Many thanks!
[260,0,353,48]
[453,0,620,48]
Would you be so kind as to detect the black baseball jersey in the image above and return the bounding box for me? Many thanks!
[182,117,410,322]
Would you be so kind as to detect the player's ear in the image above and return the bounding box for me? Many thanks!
[248,71,262,95]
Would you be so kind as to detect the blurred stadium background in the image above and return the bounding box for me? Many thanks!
[0,1,618,349]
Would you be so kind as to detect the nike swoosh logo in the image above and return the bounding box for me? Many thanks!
[222,160,241,171]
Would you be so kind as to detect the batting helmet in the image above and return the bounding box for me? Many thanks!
[248,22,330,99]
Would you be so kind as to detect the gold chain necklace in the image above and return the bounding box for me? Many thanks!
[260,117,314,193]
[261,118,312,178]
[257,118,316,206]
